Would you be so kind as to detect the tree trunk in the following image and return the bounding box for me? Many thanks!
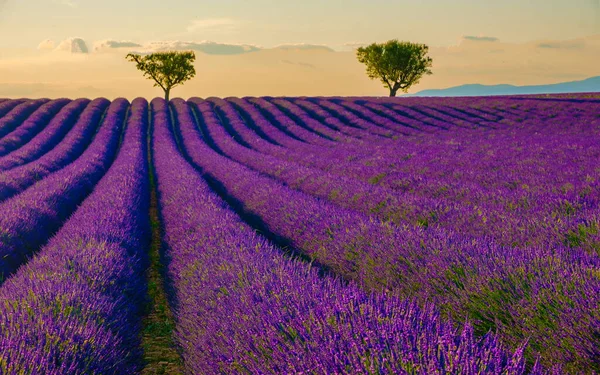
[164,88,170,102]
[389,88,398,97]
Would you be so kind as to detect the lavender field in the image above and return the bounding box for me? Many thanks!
[0,94,598,374]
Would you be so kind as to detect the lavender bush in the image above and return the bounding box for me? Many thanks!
[0,99,88,170]
[154,98,537,375]
[0,98,149,374]
[0,94,596,374]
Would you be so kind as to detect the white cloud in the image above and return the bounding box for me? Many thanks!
[141,40,260,55]
[186,18,237,33]
[462,35,499,42]
[272,43,334,52]
[94,39,142,52]
[55,37,88,53]
[37,39,55,50]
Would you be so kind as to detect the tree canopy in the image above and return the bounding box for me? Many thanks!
[126,51,196,101]
[356,40,433,97]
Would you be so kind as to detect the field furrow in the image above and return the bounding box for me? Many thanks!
[0,99,70,157]
[0,99,49,140]
[155,98,534,374]
[0,94,596,374]
[0,99,90,171]
[180,97,599,372]
[0,99,126,281]
[0,98,109,201]
[0,98,150,374]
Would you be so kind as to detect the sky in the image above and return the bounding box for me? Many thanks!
[0,0,599,98]
[1,0,599,48]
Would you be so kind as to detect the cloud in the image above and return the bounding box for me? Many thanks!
[186,18,237,33]
[94,40,142,52]
[536,40,585,49]
[37,39,55,50]
[41,37,261,56]
[1,34,599,98]
[142,40,260,55]
[272,43,334,52]
[55,37,88,53]
[463,35,499,42]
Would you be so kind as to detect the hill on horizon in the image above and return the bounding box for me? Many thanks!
[412,76,600,97]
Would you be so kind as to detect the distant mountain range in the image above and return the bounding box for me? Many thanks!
[413,76,600,97]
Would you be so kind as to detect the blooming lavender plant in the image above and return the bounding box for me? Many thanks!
[0,98,126,281]
[0,99,49,139]
[0,99,27,119]
[0,98,149,374]
[155,97,537,375]
[184,97,599,372]
[0,94,595,374]
[0,99,89,171]
[0,99,69,157]
[0,98,110,201]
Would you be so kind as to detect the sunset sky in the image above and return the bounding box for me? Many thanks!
[0,0,598,98]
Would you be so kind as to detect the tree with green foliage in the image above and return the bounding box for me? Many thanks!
[126,51,196,101]
[356,40,433,97]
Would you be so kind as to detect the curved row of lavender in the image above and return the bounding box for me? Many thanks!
[0,99,48,139]
[183,96,598,373]
[205,96,599,251]
[0,99,69,157]
[0,99,27,119]
[0,98,109,201]
[0,99,89,171]
[156,98,536,374]
[0,95,595,374]
[0,99,126,281]
[0,98,150,374]
[219,96,599,253]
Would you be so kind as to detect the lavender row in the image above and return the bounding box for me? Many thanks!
[213,98,595,249]
[0,99,70,157]
[245,97,337,146]
[0,99,89,171]
[213,98,380,171]
[296,98,402,138]
[269,97,368,143]
[0,98,149,374]
[156,98,536,375]
[229,97,334,148]
[0,99,26,119]
[196,99,503,252]
[234,98,417,164]
[184,97,599,372]
[0,98,127,281]
[0,99,49,139]
[350,117,599,200]
[330,98,423,135]
[242,98,599,241]
[231,97,374,160]
[196,98,455,232]
[291,97,416,140]
[197,97,597,255]
[0,98,109,201]
[379,98,596,131]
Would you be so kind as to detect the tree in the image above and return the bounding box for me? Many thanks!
[356,40,433,97]
[126,51,196,101]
